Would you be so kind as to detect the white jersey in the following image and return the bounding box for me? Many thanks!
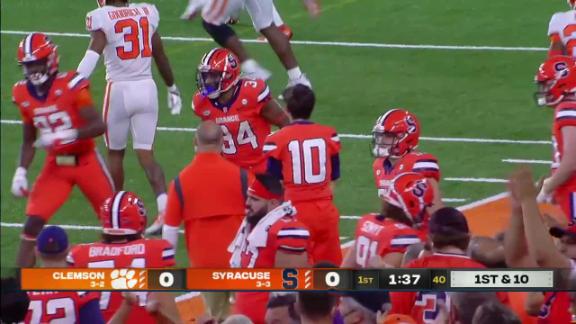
[86,3,159,82]
[548,10,576,56]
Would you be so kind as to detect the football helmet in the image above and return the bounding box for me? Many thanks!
[371,109,420,158]
[381,172,434,223]
[197,48,240,99]
[534,55,576,106]
[99,191,147,235]
[17,32,59,86]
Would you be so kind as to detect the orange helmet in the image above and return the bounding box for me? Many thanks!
[17,32,59,85]
[381,172,434,223]
[99,191,147,235]
[197,48,240,99]
[534,56,576,106]
[371,109,420,158]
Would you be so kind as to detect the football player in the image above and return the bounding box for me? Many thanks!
[341,172,432,269]
[11,33,114,268]
[534,56,576,224]
[193,0,318,87]
[25,226,104,324]
[371,109,443,218]
[263,85,342,265]
[76,0,182,235]
[389,207,508,324]
[67,191,178,322]
[228,174,311,323]
[193,48,291,172]
[547,0,576,57]
[180,0,294,40]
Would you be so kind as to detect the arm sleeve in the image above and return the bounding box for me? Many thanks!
[158,240,176,267]
[255,82,271,111]
[556,107,576,128]
[274,222,310,254]
[78,299,105,324]
[164,180,183,227]
[548,12,563,36]
[382,232,421,255]
[412,155,441,181]
[85,10,103,32]
[264,136,283,179]
[331,154,340,181]
[12,85,33,124]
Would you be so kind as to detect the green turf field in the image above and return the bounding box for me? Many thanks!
[0,0,562,268]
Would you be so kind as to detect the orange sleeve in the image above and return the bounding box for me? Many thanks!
[75,88,95,110]
[164,180,183,227]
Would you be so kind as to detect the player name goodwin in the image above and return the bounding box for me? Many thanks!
[450,270,554,288]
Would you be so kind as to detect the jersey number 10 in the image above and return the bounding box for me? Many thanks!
[288,138,327,184]
[115,17,152,60]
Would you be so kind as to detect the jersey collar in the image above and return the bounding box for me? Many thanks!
[210,81,242,112]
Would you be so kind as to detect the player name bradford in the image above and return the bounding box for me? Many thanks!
[53,271,106,280]
[211,271,271,280]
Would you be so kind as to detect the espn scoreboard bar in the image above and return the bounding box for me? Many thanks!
[20,268,567,291]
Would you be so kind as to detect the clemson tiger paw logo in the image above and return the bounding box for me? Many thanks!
[110,269,138,289]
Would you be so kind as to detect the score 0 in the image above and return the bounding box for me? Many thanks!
[313,270,351,290]
[148,270,185,290]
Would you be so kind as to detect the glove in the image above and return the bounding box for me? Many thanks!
[34,129,78,149]
[11,167,29,198]
[167,84,182,115]
[536,177,553,203]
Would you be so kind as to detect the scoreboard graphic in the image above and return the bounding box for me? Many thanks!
[20,268,568,291]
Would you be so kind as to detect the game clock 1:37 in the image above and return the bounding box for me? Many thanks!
[381,269,430,290]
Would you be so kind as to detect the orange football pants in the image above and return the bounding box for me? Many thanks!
[26,150,114,221]
[292,199,342,265]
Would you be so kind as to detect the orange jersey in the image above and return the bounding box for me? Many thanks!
[238,216,311,268]
[12,72,95,155]
[233,214,311,324]
[193,79,272,170]
[373,151,441,189]
[537,291,572,324]
[264,121,341,202]
[390,253,508,324]
[552,102,576,193]
[67,238,175,322]
[353,214,421,268]
[25,291,100,323]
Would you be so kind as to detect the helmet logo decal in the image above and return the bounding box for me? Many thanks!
[554,62,569,78]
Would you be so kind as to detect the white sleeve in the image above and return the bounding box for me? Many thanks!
[148,4,160,29]
[162,224,179,250]
[85,9,104,32]
[548,12,565,36]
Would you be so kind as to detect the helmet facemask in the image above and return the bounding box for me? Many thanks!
[197,66,236,99]
[371,131,404,158]
[22,59,51,86]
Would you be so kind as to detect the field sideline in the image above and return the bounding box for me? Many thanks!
[0,0,561,270]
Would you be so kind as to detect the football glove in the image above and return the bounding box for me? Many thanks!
[167,84,182,115]
[11,167,28,198]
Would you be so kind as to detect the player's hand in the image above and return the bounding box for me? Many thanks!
[536,177,554,203]
[508,166,538,201]
[167,84,182,115]
[11,167,29,198]
[302,0,321,17]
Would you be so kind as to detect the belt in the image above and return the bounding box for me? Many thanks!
[55,155,79,166]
